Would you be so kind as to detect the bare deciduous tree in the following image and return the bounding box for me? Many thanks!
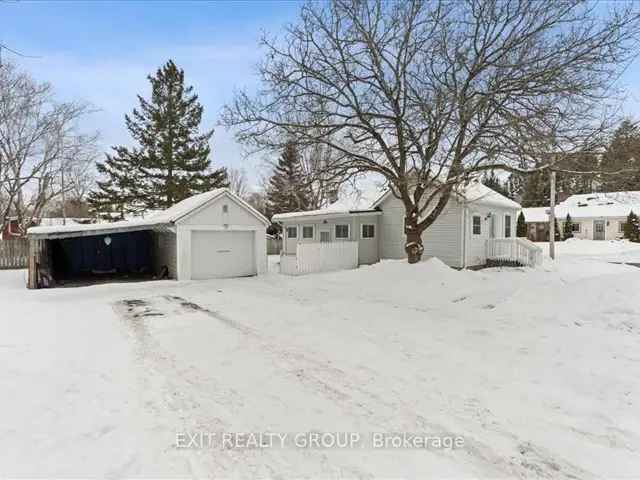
[223,0,640,262]
[227,167,250,199]
[0,62,97,232]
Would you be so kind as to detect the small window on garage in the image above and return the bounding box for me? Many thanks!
[302,225,314,239]
[286,226,297,238]
[362,224,375,239]
[572,223,581,233]
[472,216,481,235]
[222,204,228,213]
[619,221,626,233]
[504,215,512,238]
[335,224,349,239]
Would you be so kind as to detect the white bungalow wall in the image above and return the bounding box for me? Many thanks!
[464,204,517,267]
[378,194,465,268]
[560,217,627,241]
[281,215,380,266]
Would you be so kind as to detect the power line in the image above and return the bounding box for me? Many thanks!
[0,43,42,66]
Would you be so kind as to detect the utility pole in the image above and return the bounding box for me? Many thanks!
[59,137,67,226]
[549,170,556,260]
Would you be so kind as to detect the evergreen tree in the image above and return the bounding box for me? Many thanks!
[89,60,227,216]
[562,213,574,239]
[482,171,512,198]
[88,147,144,219]
[516,211,527,237]
[520,170,550,207]
[600,120,640,192]
[623,210,640,242]
[266,142,311,218]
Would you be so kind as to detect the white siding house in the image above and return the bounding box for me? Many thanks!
[522,191,640,241]
[274,180,527,273]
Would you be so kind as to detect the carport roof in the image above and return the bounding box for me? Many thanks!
[27,188,268,240]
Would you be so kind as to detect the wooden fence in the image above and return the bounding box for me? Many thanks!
[0,239,29,270]
[280,241,359,275]
[266,236,282,255]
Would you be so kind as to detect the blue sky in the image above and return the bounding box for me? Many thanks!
[2,1,640,188]
[1,1,302,186]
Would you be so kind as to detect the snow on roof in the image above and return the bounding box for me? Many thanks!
[522,191,640,222]
[27,188,262,237]
[521,207,550,223]
[272,175,387,222]
[274,179,520,222]
[37,217,91,227]
[147,189,226,223]
[561,191,640,208]
[458,181,521,209]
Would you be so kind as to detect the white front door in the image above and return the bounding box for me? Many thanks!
[594,220,606,240]
[190,230,256,279]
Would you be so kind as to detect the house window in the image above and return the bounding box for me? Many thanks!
[504,215,512,238]
[472,216,481,235]
[619,221,626,233]
[222,204,228,213]
[335,224,349,239]
[572,223,581,233]
[302,225,314,239]
[320,231,331,242]
[286,226,297,238]
[362,224,375,239]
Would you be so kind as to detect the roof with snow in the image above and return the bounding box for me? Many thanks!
[272,176,387,222]
[28,189,269,239]
[522,191,640,222]
[273,179,520,222]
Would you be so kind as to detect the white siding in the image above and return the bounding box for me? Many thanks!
[175,193,267,280]
[465,205,519,267]
[562,217,627,240]
[378,194,464,268]
[279,215,380,265]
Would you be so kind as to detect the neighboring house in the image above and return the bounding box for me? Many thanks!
[26,189,269,288]
[0,218,24,240]
[522,191,640,241]
[273,180,525,270]
[1,217,91,240]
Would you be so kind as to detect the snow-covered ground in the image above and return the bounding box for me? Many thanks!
[1,241,640,477]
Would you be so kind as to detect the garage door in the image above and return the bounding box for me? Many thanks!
[190,230,256,279]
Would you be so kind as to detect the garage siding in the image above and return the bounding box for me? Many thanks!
[152,231,177,279]
[175,193,268,279]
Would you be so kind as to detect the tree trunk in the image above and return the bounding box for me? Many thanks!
[404,217,424,264]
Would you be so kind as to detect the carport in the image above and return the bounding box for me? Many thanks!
[27,188,270,289]
[27,221,175,288]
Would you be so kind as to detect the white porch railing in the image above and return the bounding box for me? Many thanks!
[280,241,359,275]
[486,237,543,267]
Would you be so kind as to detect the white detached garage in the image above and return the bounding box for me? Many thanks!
[172,189,269,280]
[27,188,269,288]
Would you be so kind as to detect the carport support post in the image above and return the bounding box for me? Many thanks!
[549,171,556,260]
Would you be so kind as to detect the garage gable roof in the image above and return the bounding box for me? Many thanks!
[166,189,270,226]
[28,189,269,239]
